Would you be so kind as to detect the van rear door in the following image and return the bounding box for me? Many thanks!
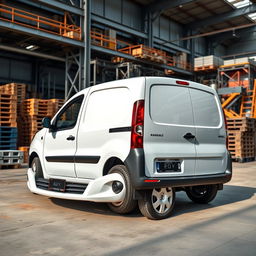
[143,81,196,178]
[189,86,227,175]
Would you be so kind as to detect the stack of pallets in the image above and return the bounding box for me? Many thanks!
[19,98,64,146]
[0,83,26,113]
[0,93,17,127]
[227,118,256,162]
[50,99,65,114]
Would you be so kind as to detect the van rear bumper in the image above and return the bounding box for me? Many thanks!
[124,149,232,190]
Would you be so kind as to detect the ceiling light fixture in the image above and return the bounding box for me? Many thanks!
[25,45,39,51]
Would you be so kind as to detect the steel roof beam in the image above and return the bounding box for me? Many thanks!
[190,4,256,29]
[146,0,196,14]
[32,0,84,16]
[0,44,65,62]
[91,14,147,39]
[209,26,256,43]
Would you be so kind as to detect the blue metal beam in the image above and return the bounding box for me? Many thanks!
[146,0,196,14]
[0,20,84,47]
[153,38,190,54]
[190,4,256,29]
[91,14,147,39]
[32,0,84,16]
[19,0,63,15]
[210,26,256,43]
[91,45,192,75]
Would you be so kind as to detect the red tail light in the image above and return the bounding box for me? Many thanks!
[131,100,144,148]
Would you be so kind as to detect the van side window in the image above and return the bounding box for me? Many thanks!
[150,85,194,126]
[190,89,220,127]
[55,95,84,130]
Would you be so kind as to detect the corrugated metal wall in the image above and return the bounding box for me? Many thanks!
[92,0,142,30]
[194,37,206,56]
[92,0,186,49]
[0,57,32,82]
[153,16,183,46]
[226,32,256,56]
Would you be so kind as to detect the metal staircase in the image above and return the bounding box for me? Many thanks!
[240,80,256,118]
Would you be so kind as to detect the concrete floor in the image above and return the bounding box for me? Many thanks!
[0,163,255,256]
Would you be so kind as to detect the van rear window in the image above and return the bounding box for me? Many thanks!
[190,89,220,127]
[150,85,194,126]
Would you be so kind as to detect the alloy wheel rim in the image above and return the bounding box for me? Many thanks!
[32,162,37,173]
[151,187,173,214]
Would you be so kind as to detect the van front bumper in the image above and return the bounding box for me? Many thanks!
[27,168,126,203]
[125,149,232,190]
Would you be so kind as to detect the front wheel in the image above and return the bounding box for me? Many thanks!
[185,185,218,204]
[138,187,175,220]
[107,165,137,214]
[31,157,44,179]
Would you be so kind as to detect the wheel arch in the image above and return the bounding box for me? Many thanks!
[103,157,124,176]
[29,152,39,168]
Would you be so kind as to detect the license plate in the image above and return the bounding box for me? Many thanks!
[156,160,181,173]
[49,179,66,192]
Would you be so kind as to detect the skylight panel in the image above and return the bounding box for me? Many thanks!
[226,0,251,8]
[248,12,256,20]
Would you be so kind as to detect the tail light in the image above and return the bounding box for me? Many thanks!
[131,100,144,148]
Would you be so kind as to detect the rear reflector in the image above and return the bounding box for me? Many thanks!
[144,179,160,183]
[176,80,189,85]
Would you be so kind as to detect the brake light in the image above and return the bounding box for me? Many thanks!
[131,100,144,148]
[176,80,189,85]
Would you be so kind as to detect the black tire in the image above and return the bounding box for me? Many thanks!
[185,185,218,204]
[107,165,137,214]
[31,157,44,179]
[138,187,175,220]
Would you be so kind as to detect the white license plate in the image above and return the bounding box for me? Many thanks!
[156,160,181,173]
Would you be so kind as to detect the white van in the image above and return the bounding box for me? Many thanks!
[27,77,232,220]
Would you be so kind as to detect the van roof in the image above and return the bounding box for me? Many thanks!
[72,76,215,99]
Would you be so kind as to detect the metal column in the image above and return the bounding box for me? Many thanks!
[84,0,91,88]
[64,0,91,99]
[65,50,83,99]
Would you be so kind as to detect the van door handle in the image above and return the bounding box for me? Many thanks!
[66,135,75,141]
[183,133,195,139]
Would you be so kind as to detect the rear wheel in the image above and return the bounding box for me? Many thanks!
[185,185,218,204]
[107,165,137,214]
[31,157,44,179]
[138,187,175,220]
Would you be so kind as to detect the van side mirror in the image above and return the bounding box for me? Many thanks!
[42,117,51,128]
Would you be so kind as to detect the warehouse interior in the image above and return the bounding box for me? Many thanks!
[1,1,256,254]
[0,0,256,161]
[1,0,256,161]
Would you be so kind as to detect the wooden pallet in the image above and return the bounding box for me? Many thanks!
[226,118,256,131]
[0,122,17,127]
[194,65,218,71]
[0,83,26,104]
